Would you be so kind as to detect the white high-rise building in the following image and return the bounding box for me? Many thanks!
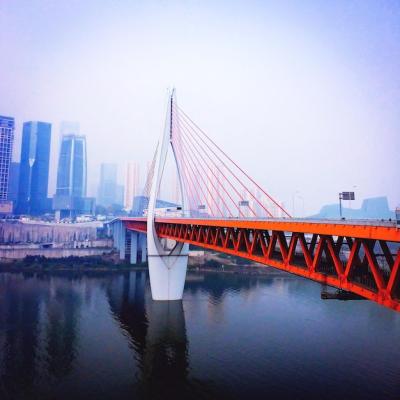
[207,165,222,216]
[0,116,14,214]
[124,161,140,211]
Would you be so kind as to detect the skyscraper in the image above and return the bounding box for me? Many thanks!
[98,163,117,207]
[0,116,15,214]
[56,133,87,198]
[115,184,124,206]
[53,123,93,219]
[17,121,52,215]
[8,162,20,205]
[124,161,140,211]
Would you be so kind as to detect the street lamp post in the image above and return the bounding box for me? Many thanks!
[292,191,304,218]
[292,190,299,217]
[297,195,304,218]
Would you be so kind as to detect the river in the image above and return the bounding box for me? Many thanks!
[0,269,399,399]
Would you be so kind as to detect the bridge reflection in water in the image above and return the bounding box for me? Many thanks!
[0,270,399,400]
[106,272,190,398]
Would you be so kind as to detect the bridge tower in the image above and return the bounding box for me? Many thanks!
[147,89,189,301]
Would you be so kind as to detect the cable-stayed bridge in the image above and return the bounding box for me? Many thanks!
[111,90,400,312]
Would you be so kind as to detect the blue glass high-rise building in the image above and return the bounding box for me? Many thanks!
[55,134,87,198]
[53,127,93,219]
[0,116,15,214]
[17,121,52,215]
[98,163,117,207]
[8,162,20,205]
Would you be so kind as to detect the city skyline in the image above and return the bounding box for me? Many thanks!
[6,117,155,205]
[2,110,398,217]
[0,113,156,213]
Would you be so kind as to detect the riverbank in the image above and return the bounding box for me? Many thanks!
[0,252,139,272]
[0,251,292,278]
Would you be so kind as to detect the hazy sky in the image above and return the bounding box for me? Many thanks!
[1,0,399,215]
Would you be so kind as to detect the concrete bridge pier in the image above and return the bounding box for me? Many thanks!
[112,222,147,264]
[146,240,189,301]
[130,231,138,264]
[113,220,126,261]
[139,233,147,262]
[129,232,147,264]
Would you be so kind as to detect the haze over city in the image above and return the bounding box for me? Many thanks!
[1,0,399,215]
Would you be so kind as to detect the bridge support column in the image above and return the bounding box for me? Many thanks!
[139,233,147,262]
[112,221,119,249]
[130,231,138,264]
[119,223,126,261]
[113,221,126,261]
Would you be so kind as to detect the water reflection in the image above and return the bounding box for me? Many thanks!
[185,271,268,302]
[44,278,81,379]
[107,271,148,358]
[0,273,82,398]
[0,270,399,400]
[0,273,41,395]
[106,272,191,398]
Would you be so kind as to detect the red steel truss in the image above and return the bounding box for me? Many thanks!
[122,217,400,312]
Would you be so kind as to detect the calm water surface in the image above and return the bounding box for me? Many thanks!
[0,269,399,400]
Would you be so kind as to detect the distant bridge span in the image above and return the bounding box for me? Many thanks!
[112,216,400,312]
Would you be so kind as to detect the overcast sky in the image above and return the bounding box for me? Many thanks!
[1,0,399,215]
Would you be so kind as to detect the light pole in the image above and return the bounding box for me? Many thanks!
[349,185,357,209]
[292,191,304,218]
[292,190,299,217]
[297,195,305,218]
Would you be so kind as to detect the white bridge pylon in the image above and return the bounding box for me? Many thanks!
[147,89,189,301]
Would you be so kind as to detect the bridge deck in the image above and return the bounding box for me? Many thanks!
[121,217,399,241]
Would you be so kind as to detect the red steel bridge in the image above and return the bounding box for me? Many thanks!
[118,216,399,312]
[111,90,400,312]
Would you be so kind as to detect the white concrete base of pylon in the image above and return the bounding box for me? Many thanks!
[148,244,189,301]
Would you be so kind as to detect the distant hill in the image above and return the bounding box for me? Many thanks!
[309,196,396,220]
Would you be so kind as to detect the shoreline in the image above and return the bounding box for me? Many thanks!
[0,257,293,278]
